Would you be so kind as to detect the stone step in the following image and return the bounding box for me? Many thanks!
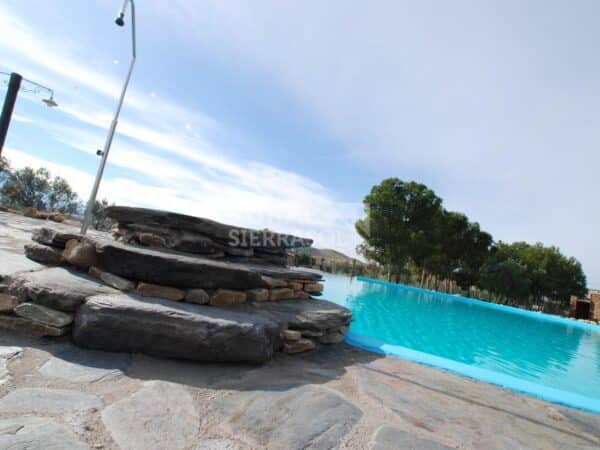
[73,293,280,364]
[8,267,119,312]
[87,236,321,290]
[106,206,313,249]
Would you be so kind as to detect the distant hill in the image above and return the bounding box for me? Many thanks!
[308,248,354,261]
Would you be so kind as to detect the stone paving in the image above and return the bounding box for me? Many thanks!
[1,212,600,449]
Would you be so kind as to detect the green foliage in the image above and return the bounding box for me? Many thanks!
[357,177,587,309]
[0,158,81,214]
[356,178,443,280]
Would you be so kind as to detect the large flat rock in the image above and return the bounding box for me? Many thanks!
[0,249,43,281]
[371,426,453,450]
[106,205,313,249]
[73,293,279,363]
[215,384,362,449]
[88,236,320,289]
[0,387,102,414]
[39,347,132,383]
[8,267,118,312]
[102,381,198,450]
[0,416,89,449]
[227,299,352,332]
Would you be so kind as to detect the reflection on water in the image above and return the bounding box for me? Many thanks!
[323,273,600,402]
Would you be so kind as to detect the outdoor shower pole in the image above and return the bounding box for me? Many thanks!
[0,73,23,156]
[81,0,136,234]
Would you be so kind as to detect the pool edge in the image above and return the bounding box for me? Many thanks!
[345,331,600,415]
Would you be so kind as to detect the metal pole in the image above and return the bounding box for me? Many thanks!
[81,0,136,234]
[0,73,22,156]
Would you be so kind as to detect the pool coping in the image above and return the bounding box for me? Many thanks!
[344,277,600,415]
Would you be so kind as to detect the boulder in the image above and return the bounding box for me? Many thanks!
[100,272,135,291]
[184,288,209,305]
[8,267,118,312]
[62,239,99,269]
[246,288,269,302]
[0,315,69,337]
[138,232,166,247]
[294,290,311,300]
[24,243,64,265]
[261,276,288,288]
[136,282,185,301]
[32,227,80,248]
[73,294,279,363]
[15,302,73,327]
[210,289,247,306]
[226,299,352,333]
[86,236,320,289]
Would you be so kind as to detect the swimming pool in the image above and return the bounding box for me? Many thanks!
[322,274,600,414]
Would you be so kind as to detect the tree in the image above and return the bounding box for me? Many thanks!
[0,159,81,215]
[0,156,10,185]
[47,176,80,214]
[0,167,51,211]
[479,254,532,303]
[356,178,443,281]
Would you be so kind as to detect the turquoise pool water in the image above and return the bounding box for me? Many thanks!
[322,274,600,414]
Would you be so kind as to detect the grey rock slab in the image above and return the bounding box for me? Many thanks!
[0,249,43,281]
[102,380,198,450]
[99,271,135,291]
[371,426,453,450]
[73,293,279,363]
[106,205,313,248]
[0,388,102,414]
[0,315,69,337]
[215,385,362,450]
[226,298,353,332]
[24,242,65,265]
[8,267,118,312]
[39,347,131,383]
[87,236,320,289]
[0,416,89,449]
[15,302,74,327]
[194,438,245,450]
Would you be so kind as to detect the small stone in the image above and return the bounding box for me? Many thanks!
[294,290,310,300]
[138,233,166,247]
[136,282,185,301]
[303,283,324,294]
[282,329,302,341]
[269,288,294,301]
[300,329,324,338]
[0,315,69,337]
[15,302,74,327]
[340,325,349,334]
[89,266,104,278]
[24,243,64,265]
[287,281,303,290]
[0,388,102,414]
[63,239,99,269]
[184,289,209,304]
[283,338,316,354]
[318,331,345,344]
[0,293,19,313]
[261,276,288,288]
[246,288,269,302]
[210,289,247,306]
[100,272,135,292]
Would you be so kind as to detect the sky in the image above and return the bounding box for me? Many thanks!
[1,1,599,286]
